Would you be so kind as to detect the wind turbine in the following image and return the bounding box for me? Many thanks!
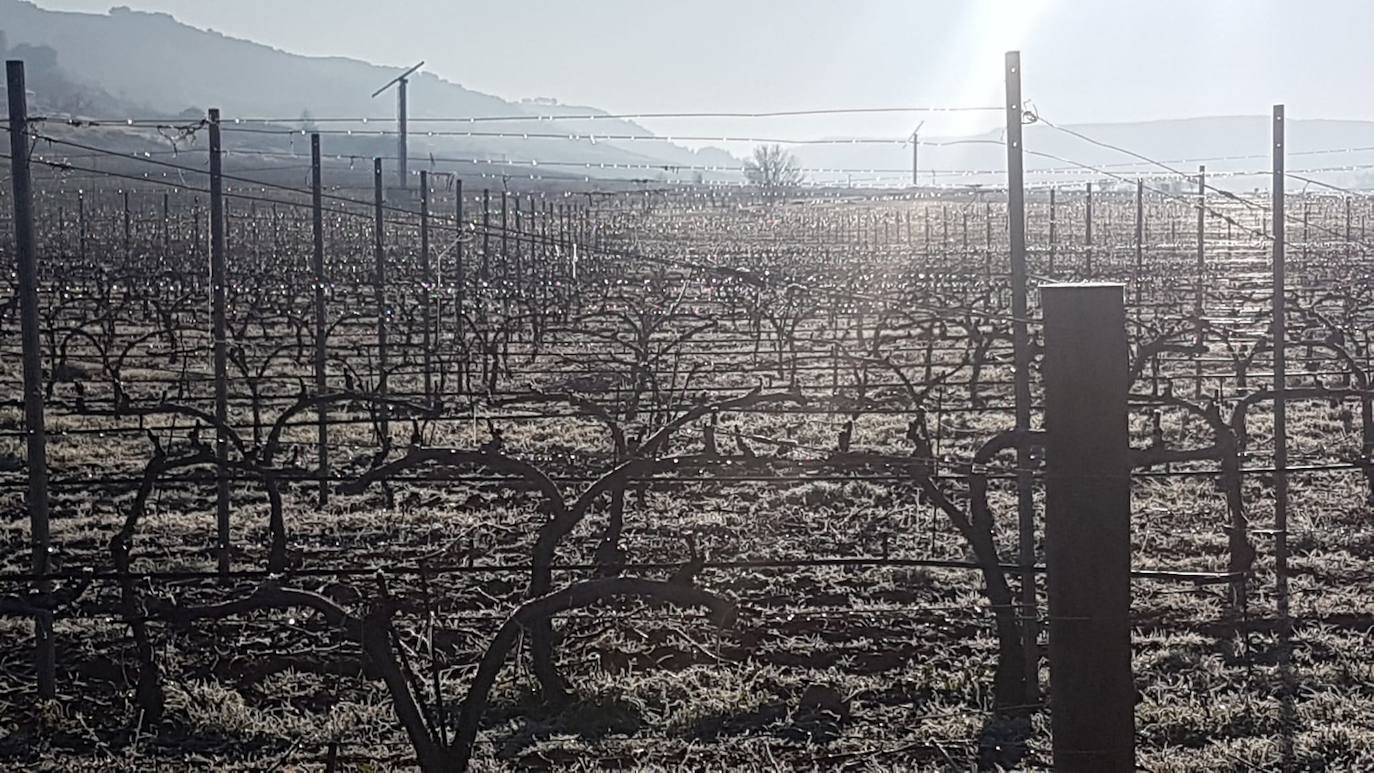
[371,60,424,191]
[911,120,925,188]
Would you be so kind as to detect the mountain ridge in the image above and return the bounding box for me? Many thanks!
[0,0,739,181]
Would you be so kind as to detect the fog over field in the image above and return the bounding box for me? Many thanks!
[8,0,1374,187]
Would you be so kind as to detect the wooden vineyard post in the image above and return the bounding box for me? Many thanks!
[8,59,56,699]
[373,158,390,442]
[1003,50,1039,706]
[311,133,329,508]
[208,107,231,575]
[1041,282,1134,772]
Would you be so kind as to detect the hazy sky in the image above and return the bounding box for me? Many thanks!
[22,0,1374,140]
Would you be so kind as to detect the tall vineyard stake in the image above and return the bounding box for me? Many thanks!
[1302,203,1309,272]
[924,209,930,258]
[942,205,948,258]
[420,170,434,404]
[544,200,555,311]
[208,107,231,575]
[479,189,491,388]
[481,189,491,281]
[456,180,467,393]
[513,196,523,340]
[1084,181,1093,275]
[122,189,131,261]
[433,187,443,388]
[1195,165,1206,344]
[1004,50,1039,706]
[1346,196,1352,262]
[1195,165,1206,398]
[1048,187,1057,275]
[533,196,546,331]
[78,189,86,261]
[1272,104,1294,760]
[8,59,56,699]
[1134,179,1144,305]
[1042,283,1134,772]
[501,192,509,318]
[162,191,170,256]
[373,159,391,442]
[311,134,329,508]
[983,202,990,253]
[582,204,591,254]
[562,204,574,280]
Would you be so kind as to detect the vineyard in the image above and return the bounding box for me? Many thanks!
[5,57,1374,772]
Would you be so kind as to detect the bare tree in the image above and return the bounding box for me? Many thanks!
[744,144,803,189]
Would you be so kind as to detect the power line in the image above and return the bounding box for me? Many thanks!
[218,123,1006,149]
[72,105,1003,127]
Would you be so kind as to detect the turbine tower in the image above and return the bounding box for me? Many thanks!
[371,61,424,191]
[911,120,925,187]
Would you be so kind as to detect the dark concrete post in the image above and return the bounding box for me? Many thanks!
[1042,282,1134,772]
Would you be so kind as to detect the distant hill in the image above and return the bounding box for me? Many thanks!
[0,0,738,183]
[0,27,142,117]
